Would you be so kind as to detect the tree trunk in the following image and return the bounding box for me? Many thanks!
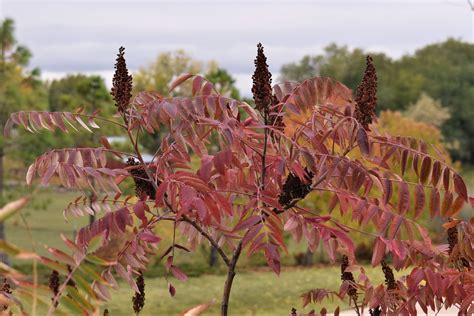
[0,223,8,264]
[0,147,9,264]
[302,248,314,266]
[221,242,242,315]
[209,246,218,267]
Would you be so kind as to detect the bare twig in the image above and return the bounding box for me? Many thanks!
[47,264,79,316]
[181,215,231,267]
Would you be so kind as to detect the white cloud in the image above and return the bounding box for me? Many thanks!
[3,0,472,96]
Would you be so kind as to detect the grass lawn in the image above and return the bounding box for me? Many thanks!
[5,189,89,257]
[103,266,387,315]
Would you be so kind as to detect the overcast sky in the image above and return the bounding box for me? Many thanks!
[1,0,472,96]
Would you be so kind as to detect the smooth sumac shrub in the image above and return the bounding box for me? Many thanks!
[3,45,473,315]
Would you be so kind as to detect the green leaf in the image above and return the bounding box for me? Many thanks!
[72,273,97,299]
[85,254,116,266]
[39,256,69,274]
[58,295,84,314]
[47,247,76,266]
[65,285,94,311]
[78,263,107,285]
[87,232,105,254]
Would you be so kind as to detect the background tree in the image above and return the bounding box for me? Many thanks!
[49,74,112,113]
[397,39,474,162]
[48,74,116,144]
[280,44,398,111]
[133,50,204,96]
[7,75,116,166]
[404,92,450,128]
[0,18,46,263]
[205,67,240,99]
[134,51,241,154]
[280,39,474,163]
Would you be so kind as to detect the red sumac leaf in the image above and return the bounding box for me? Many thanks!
[441,191,453,217]
[424,268,438,292]
[202,82,213,96]
[443,167,450,192]
[400,149,408,176]
[233,215,261,232]
[460,293,474,313]
[48,247,75,266]
[383,178,392,205]
[414,184,425,219]
[328,194,339,213]
[75,116,93,133]
[264,243,281,275]
[371,237,386,267]
[398,181,410,215]
[192,76,203,96]
[26,163,35,186]
[453,173,468,202]
[170,265,188,282]
[100,136,111,149]
[431,161,441,187]
[284,216,299,231]
[388,216,403,239]
[88,116,100,129]
[166,256,173,271]
[449,196,465,217]
[412,154,419,177]
[357,128,370,156]
[133,201,148,225]
[242,223,263,247]
[169,73,193,92]
[154,181,169,207]
[429,188,440,218]
[168,283,176,297]
[404,219,415,243]
[419,156,431,184]
[41,164,58,186]
[138,232,161,244]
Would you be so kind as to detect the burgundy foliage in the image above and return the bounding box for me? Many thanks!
[2,46,473,316]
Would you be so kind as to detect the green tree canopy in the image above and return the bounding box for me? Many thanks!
[0,17,47,263]
[280,39,474,163]
[0,17,47,185]
[404,93,450,128]
[205,67,240,99]
[133,51,240,153]
[46,74,118,149]
[133,50,204,96]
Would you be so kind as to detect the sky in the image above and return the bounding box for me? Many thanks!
[1,0,472,96]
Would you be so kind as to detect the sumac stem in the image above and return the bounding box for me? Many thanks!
[221,241,242,315]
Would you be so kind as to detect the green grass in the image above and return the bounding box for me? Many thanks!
[103,266,387,315]
[5,189,89,257]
